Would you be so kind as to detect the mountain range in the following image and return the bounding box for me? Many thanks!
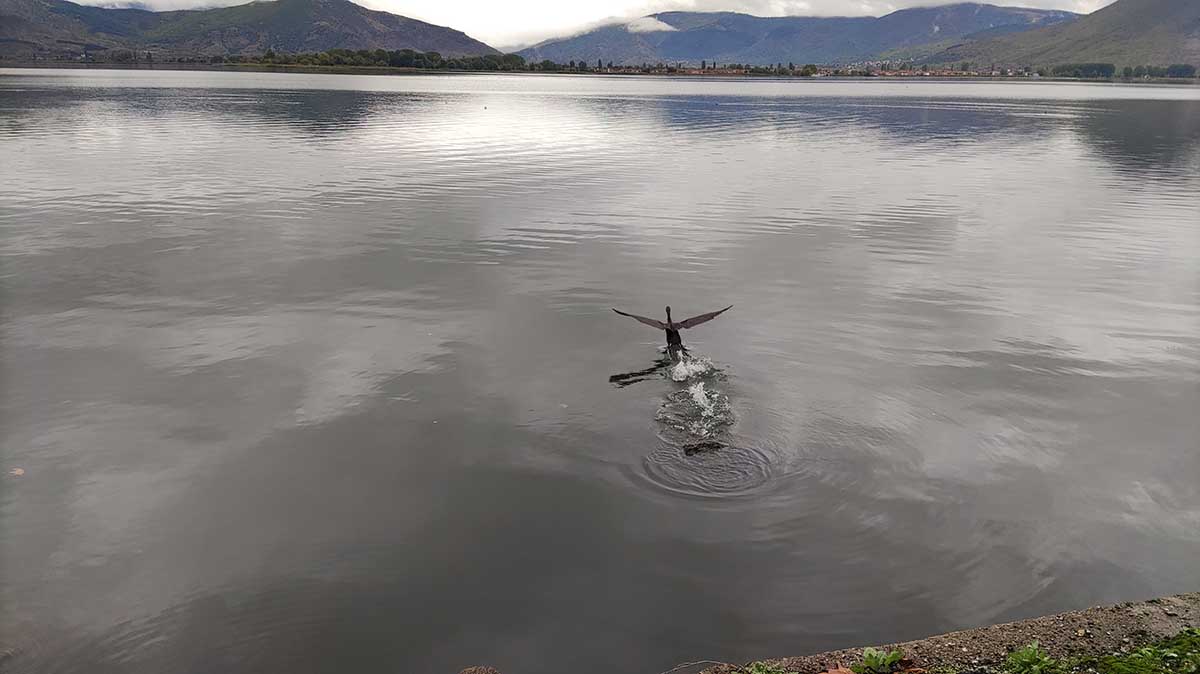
[0,0,496,58]
[1,0,1196,69]
[928,0,1200,68]
[516,3,1079,67]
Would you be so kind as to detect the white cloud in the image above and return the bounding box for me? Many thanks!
[626,16,679,32]
[79,0,1118,51]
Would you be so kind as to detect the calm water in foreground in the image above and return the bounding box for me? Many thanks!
[1,69,1199,674]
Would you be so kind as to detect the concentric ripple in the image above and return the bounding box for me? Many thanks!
[629,357,778,499]
[638,440,776,499]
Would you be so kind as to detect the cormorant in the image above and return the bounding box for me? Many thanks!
[612,305,732,360]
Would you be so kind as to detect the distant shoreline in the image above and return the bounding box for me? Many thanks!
[3,61,1196,85]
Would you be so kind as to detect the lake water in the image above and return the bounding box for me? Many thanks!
[1,69,1198,674]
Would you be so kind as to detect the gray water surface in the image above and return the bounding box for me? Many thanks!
[2,70,1199,674]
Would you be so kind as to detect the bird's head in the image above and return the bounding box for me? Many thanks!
[665,306,672,319]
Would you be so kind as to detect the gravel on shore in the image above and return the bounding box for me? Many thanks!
[699,593,1200,674]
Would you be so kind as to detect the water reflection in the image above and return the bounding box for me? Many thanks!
[1,72,1199,674]
[609,354,674,387]
[1071,99,1200,173]
[4,80,1198,175]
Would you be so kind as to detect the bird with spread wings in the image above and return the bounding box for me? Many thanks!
[611,304,732,360]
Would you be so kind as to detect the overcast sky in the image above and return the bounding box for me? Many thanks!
[100,0,1116,49]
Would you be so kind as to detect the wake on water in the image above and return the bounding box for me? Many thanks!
[609,350,779,498]
[656,355,733,446]
[669,356,714,382]
[607,349,734,446]
[688,382,717,417]
[635,353,777,499]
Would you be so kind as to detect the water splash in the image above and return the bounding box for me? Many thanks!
[617,352,774,499]
[656,379,732,441]
[688,381,716,417]
[670,356,714,381]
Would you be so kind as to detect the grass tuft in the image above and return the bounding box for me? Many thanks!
[1005,642,1063,674]
[853,648,906,674]
[1080,628,1200,674]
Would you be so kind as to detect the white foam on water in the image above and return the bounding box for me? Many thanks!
[655,353,733,441]
[689,381,715,417]
[657,380,732,440]
[670,356,713,381]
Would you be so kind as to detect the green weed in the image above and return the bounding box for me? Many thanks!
[1082,628,1200,674]
[743,628,1200,674]
[853,648,906,674]
[1005,642,1063,674]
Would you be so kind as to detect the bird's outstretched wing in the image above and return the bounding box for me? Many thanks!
[612,308,667,330]
[676,305,733,329]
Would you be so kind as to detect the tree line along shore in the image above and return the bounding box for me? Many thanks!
[5,49,1198,82]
